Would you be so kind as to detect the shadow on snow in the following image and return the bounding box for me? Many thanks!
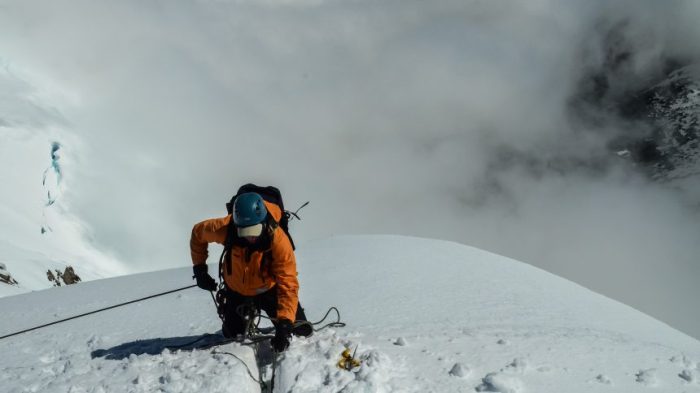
[91,333,226,360]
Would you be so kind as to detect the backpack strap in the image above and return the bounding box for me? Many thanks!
[280,211,296,251]
[259,250,274,282]
[259,216,279,279]
[219,217,237,278]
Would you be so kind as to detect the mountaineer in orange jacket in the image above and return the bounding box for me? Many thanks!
[190,192,311,352]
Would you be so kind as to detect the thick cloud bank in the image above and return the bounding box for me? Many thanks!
[1,0,698,338]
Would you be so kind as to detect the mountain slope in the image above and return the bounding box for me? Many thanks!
[0,235,698,393]
[0,66,130,297]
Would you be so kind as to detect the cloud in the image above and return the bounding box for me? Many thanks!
[1,0,699,337]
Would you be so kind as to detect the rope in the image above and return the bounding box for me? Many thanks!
[252,306,346,332]
[1,280,343,392]
[307,306,346,331]
[0,285,197,341]
[211,349,263,385]
[203,299,345,393]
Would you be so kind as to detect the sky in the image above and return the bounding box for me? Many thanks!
[1,0,699,338]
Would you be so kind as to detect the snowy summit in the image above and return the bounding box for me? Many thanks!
[1,235,699,392]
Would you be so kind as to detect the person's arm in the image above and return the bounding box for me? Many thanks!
[190,216,230,266]
[270,229,299,322]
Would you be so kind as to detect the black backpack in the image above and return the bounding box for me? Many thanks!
[225,183,297,250]
[217,183,308,281]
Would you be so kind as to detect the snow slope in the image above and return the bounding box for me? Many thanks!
[0,67,128,297]
[1,235,699,393]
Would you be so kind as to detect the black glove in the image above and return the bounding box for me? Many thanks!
[271,319,293,352]
[192,264,217,291]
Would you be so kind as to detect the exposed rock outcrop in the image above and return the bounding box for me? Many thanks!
[0,263,19,286]
[570,21,700,181]
[47,266,82,287]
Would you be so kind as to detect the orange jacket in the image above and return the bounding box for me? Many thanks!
[190,201,299,322]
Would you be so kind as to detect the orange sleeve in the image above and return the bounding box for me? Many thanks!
[270,228,299,322]
[190,216,230,266]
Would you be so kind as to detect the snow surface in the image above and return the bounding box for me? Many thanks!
[1,235,699,393]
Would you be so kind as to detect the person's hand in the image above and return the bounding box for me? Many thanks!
[271,319,293,352]
[192,264,217,291]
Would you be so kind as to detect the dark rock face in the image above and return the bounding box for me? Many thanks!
[609,65,700,179]
[47,266,82,287]
[643,68,700,178]
[46,269,57,285]
[0,263,19,286]
[570,21,700,181]
[61,266,81,285]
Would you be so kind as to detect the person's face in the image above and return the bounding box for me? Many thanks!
[244,236,259,244]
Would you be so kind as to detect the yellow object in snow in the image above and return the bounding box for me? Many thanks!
[337,347,361,371]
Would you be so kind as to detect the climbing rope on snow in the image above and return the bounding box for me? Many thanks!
[201,298,346,393]
[246,306,346,333]
[208,304,345,349]
[211,349,264,386]
[0,284,198,341]
[306,306,346,331]
[2,281,347,393]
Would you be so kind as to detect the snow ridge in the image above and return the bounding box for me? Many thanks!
[1,235,699,393]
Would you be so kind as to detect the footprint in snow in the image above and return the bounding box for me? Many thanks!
[669,355,694,368]
[536,365,552,373]
[39,352,59,364]
[679,369,696,383]
[504,358,528,374]
[475,372,523,393]
[449,363,470,378]
[635,369,658,386]
[475,358,527,393]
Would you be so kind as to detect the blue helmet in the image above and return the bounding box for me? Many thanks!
[233,192,268,226]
